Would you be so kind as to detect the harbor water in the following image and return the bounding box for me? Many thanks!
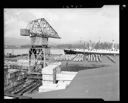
[4,48,64,55]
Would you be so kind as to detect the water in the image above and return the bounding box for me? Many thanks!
[50,48,64,54]
[4,48,64,55]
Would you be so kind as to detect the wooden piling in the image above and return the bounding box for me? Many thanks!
[98,55,102,62]
[95,55,98,62]
[53,68,56,84]
[93,54,95,62]
[90,55,92,62]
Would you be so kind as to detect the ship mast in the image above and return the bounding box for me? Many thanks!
[112,40,115,51]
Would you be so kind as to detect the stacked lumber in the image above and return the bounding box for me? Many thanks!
[39,62,78,93]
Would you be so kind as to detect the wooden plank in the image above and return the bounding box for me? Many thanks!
[56,74,76,81]
[60,71,77,74]
[95,55,99,62]
[25,82,41,94]
[42,72,77,81]
[98,55,102,62]
[42,81,54,85]
[4,93,32,99]
[53,68,56,84]
[106,55,116,63]
[43,75,53,80]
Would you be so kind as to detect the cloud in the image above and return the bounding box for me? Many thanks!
[101,5,119,18]
[4,6,119,44]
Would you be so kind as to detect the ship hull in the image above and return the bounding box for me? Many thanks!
[64,49,119,56]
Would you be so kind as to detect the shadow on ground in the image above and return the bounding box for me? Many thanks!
[61,63,110,72]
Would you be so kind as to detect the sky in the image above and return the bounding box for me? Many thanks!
[4,5,119,44]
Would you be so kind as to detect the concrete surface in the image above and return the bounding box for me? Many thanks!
[24,56,119,100]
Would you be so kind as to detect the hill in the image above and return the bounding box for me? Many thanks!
[4,37,30,46]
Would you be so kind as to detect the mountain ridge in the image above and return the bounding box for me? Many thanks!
[4,37,60,46]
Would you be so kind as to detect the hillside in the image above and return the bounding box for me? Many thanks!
[4,37,119,49]
[4,37,30,46]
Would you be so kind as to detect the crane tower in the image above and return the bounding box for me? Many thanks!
[20,18,60,73]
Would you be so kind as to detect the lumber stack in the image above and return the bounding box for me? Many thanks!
[39,62,78,92]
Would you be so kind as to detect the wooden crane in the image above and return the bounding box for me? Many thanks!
[20,18,60,73]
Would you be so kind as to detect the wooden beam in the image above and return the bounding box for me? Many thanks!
[4,93,32,99]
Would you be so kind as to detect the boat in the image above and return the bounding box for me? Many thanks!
[64,48,119,55]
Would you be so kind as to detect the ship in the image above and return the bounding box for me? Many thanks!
[64,48,119,55]
[64,40,119,56]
